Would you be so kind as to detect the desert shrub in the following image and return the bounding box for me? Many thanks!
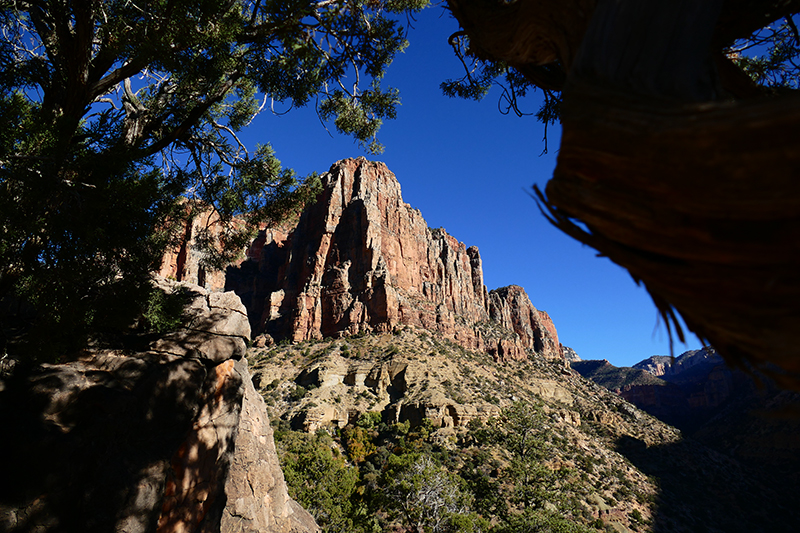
[343,426,377,463]
[277,430,367,532]
[289,385,308,401]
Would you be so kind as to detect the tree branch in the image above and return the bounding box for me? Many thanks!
[141,76,241,157]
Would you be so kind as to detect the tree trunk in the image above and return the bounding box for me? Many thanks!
[543,0,800,385]
[448,0,800,386]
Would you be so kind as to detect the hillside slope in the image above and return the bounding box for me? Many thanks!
[249,330,798,533]
[574,349,800,519]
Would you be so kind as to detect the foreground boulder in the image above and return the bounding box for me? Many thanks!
[0,279,318,533]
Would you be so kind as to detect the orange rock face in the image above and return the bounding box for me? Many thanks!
[158,206,238,292]
[488,285,563,361]
[228,158,563,363]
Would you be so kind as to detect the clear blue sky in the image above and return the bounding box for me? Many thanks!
[242,6,702,367]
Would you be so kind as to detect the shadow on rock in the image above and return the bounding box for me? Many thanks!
[0,350,243,533]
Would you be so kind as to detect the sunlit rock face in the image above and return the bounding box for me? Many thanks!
[488,285,563,361]
[228,157,561,362]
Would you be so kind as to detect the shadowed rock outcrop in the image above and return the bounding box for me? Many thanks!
[0,279,317,533]
[227,157,561,362]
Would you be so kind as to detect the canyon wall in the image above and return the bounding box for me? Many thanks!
[227,158,562,361]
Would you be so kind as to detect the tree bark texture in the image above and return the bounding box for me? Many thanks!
[544,87,800,383]
[446,0,596,69]
[450,0,800,386]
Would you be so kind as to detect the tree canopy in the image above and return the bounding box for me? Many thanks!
[444,0,800,387]
[0,0,427,357]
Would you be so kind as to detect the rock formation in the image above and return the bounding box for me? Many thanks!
[159,206,231,292]
[0,279,317,533]
[275,338,576,434]
[227,157,562,361]
[220,360,320,533]
[562,345,581,363]
[488,285,561,360]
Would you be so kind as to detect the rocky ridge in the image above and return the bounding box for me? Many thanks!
[562,345,582,363]
[226,158,561,362]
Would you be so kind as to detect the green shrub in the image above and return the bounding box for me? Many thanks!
[357,411,383,430]
[289,385,308,401]
[142,286,187,333]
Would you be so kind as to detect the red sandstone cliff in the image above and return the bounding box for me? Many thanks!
[488,285,561,360]
[227,158,563,361]
[158,205,230,291]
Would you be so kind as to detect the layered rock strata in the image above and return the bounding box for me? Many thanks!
[228,158,561,361]
[0,279,317,533]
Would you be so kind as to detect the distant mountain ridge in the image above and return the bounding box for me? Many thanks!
[571,359,668,391]
[572,347,732,425]
[633,347,723,381]
[572,346,800,499]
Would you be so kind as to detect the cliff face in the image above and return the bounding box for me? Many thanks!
[0,279,318,533]
[228,158,562,361]
[158,207,231,292]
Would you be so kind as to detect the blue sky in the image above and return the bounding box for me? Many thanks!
[242,6,702,367]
